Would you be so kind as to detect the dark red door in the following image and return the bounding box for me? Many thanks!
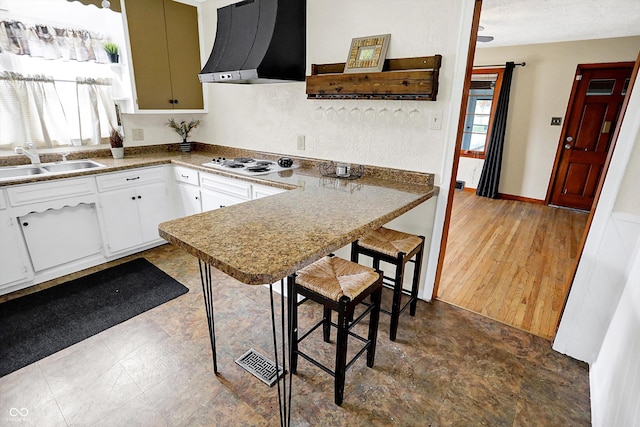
[549,64,633,211]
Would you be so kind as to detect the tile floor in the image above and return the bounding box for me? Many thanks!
[0,244,591,426]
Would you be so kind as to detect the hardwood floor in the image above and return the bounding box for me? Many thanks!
[437,190,589,339]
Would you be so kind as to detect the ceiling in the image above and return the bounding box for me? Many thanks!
[478,0,640,47]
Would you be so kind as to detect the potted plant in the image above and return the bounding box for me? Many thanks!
[109,127,124,159]
[103,41,119,63]
[166,118,201,152]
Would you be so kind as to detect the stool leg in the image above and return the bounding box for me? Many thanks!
[350,242,359,263]
[288,276,299,374]
[323,307,332,342]
[410,240,425,316]
[334,297,350,406]
[367,283,382,368]
[390,252,405,342]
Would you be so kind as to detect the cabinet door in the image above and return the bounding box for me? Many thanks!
[125,0,203,110]
[164,0,204,109]
[99,188,143,253]
[18,204,103,272]
[125,0,172,110]
[176,183,201,217]
[201,188,248,212]
[0,210,32,289]
[137,182,174,243]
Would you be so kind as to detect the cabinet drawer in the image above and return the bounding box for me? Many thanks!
[200,172,251,200]
[96,167,166,192]
[174,166,199,185]
[7,177,96,207]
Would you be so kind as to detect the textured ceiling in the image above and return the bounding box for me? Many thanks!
[478,0,640,47]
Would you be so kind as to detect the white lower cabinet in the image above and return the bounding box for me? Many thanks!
[0,208,33,290]
[97,167,175,255]
[252,183,286,199]
[199,171,251,211]
[177,183,202,215]
[174,166,201,216]
[0,163,290,296]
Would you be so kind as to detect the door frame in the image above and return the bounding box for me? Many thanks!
[431,0,482,297]
[544,61,636,207]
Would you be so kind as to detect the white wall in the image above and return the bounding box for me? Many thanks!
[192,0,475,299]
[457,37,640,199]
[590,230,640,427]
[199,0,467,183]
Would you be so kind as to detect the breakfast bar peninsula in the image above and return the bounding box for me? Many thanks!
[158,167,436,425]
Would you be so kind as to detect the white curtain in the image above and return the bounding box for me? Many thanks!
[76,77,117,145]
[0,72,71,148]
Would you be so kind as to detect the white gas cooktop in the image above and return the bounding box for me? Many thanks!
[202,157,297,176]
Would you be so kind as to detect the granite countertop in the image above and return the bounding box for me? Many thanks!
[0,144,434,189]
[159,180,434,285]
[156,149,436,285]
[1,145,436,285]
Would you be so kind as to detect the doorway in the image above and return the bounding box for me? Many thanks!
[547,63,634,211]
[433,3,636,339]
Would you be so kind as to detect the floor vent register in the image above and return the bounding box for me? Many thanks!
[235,348,284,387]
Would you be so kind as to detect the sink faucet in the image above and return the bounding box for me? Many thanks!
[14,143,41,165]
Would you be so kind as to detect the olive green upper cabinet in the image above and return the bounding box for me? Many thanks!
[124,0,204,111]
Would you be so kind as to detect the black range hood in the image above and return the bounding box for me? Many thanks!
[199,0,306,84]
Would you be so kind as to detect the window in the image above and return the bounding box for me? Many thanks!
[460,68,504,158]
[0,0,130,149]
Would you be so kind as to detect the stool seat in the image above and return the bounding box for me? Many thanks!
[296,256,380,301]
[357,227,424,258]
[351,227,426,341]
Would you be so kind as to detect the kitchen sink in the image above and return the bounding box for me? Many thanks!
[0,159,106,181]
[42,160,106,173]
[0,165,47,179]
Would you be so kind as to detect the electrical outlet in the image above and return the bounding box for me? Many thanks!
[430,111,443,130]
[131,128,144,141]
[297,134,305,150]
[551,117,562,126]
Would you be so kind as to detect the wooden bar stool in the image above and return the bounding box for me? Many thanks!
[288,255,383,406]
[351,227,425,341]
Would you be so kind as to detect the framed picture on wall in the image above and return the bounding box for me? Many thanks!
[344,34,391,74]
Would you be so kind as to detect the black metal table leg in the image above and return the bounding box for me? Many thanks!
[269,277,295,427]
[198,260,218,373]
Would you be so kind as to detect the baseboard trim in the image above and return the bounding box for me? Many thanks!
[499,193,545,204]
[459,188,545,204]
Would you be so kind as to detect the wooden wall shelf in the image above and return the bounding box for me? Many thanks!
[306,55,441,101]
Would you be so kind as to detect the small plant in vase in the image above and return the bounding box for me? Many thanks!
[109,127,124,159]
[167,118,201,152]
[103,41,119,63]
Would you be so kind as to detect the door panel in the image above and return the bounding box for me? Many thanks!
[549,64,633,210]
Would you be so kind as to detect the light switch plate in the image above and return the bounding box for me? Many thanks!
[551,117,562,126]
[131,128,144,140]
[297,134,305,150]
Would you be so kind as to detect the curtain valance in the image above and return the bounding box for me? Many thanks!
[0,20,111,63]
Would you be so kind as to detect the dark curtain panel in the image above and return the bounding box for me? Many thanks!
[476,61,516,198]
